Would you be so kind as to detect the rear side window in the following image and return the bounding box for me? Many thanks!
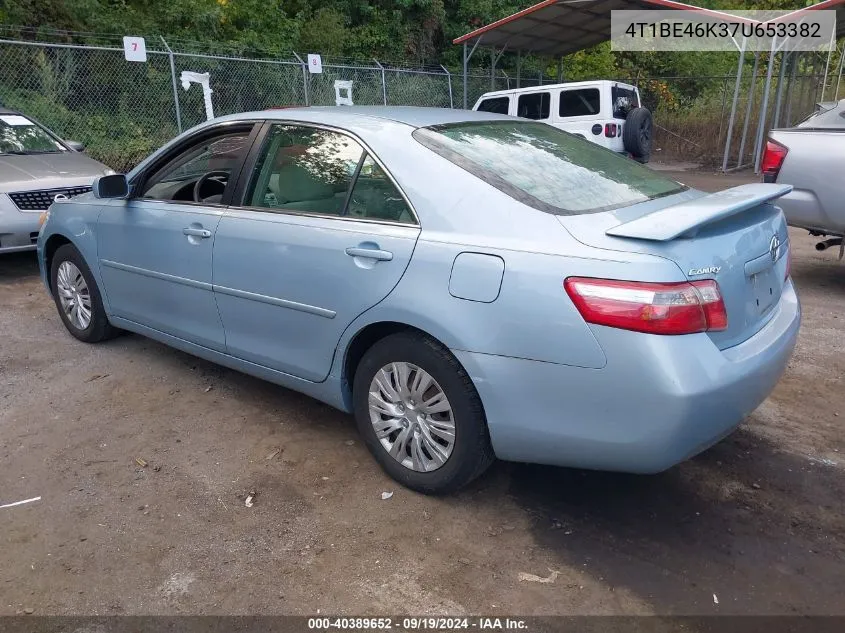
[611,85,639,119]
[559,89,600,118]
[412,121,684,215]
[476,97,509,114]
[517,92,550,120]
[246,124,363,215]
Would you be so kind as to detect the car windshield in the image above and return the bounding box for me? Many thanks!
[0,114,66,155]
[413,121,684,215]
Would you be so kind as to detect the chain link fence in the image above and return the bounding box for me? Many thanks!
[0,36,832,171]
[0,37,509,171]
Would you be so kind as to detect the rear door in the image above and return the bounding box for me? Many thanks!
[212,122,420,382]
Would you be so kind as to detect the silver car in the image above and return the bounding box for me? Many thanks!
[762,99,845,253]
[0,108,112,254]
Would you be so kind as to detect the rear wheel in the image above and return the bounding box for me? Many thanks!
[353,332,494,494]
[50,244,117,343]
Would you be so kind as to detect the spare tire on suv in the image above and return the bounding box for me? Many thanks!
[622,107,653,163]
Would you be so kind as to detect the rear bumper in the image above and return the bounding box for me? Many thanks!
[454,281,800,473]
[778,190,843,236]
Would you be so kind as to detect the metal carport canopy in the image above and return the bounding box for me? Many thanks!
[452,0,741,58]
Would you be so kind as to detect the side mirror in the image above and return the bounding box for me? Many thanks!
[66,140,86,152]
[93,174,129,199]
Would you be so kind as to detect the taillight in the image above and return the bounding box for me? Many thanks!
[785,245,791,281]
[761,139,788,183]
[564,277,728,335]
[604,123,617,138]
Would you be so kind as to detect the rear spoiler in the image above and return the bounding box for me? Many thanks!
[606,183,793,241]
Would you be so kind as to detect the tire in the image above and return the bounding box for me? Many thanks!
[353,332,494,495]
[622,107,653,163]
[50,243,117,343]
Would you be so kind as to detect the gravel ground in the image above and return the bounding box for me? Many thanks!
[1,169,843,616]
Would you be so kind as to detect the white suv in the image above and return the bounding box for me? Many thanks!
[472,80,653,163]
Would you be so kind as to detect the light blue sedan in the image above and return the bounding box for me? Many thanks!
[37,107,800,494]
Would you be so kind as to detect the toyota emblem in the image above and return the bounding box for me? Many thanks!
[769,235,781,263]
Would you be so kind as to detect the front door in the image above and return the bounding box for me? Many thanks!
[212,123,420,382]
[97,124,256,351]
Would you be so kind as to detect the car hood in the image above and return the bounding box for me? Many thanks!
[0,152,110,192]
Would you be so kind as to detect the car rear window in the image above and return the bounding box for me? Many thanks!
[611,85,639,119]
[412,121,684,215]
[796,102,845,129]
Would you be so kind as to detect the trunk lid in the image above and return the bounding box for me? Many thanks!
[558,184,792,350]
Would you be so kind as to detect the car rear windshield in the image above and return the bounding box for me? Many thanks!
[412,121,684,215]
[0,114,66,155]
[796,102,845,129]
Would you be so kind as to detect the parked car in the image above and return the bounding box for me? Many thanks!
[473,80,653,162]
[0,108,112,254]
[762,99,845,255]
[38,106,799,494]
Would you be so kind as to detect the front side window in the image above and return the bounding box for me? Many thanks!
[0,114,66,155]
[559,89,600,118]
[477,97,510,115]
[246,125,363,216]
[517,92,550,120]
[141,130,252,203]
[413,120,684,215]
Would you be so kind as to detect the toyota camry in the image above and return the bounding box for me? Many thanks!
[37,107,800,494]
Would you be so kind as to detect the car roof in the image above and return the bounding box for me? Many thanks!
[477,80,636,99]
[217,106,514,129]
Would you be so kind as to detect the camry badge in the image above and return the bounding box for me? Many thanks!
[688,266,721,276]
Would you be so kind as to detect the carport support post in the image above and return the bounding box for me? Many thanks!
[753,38,778,175]
[490,49,496,91]
[835,41,845,100]
[293,53,310,106]
[161,37,182,134]
[820,26,837,101]
[773,51,789,129]
[441,65,454,109]
[463,43,468,109]
[516,50,521,88]
[737,51,760,169]
[784,51,799,126]
[721,37,746,172]
[374,60,387,105]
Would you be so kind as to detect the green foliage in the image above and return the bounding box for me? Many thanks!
[0,0,836,168]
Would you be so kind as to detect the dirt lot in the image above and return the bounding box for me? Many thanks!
[1,169,844,617]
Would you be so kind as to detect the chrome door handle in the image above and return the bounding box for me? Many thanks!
[345,247,393,261]
[183,227,212,238]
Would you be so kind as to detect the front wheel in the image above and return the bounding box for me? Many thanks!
[353,332,494,494]
[50,243,117,343]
